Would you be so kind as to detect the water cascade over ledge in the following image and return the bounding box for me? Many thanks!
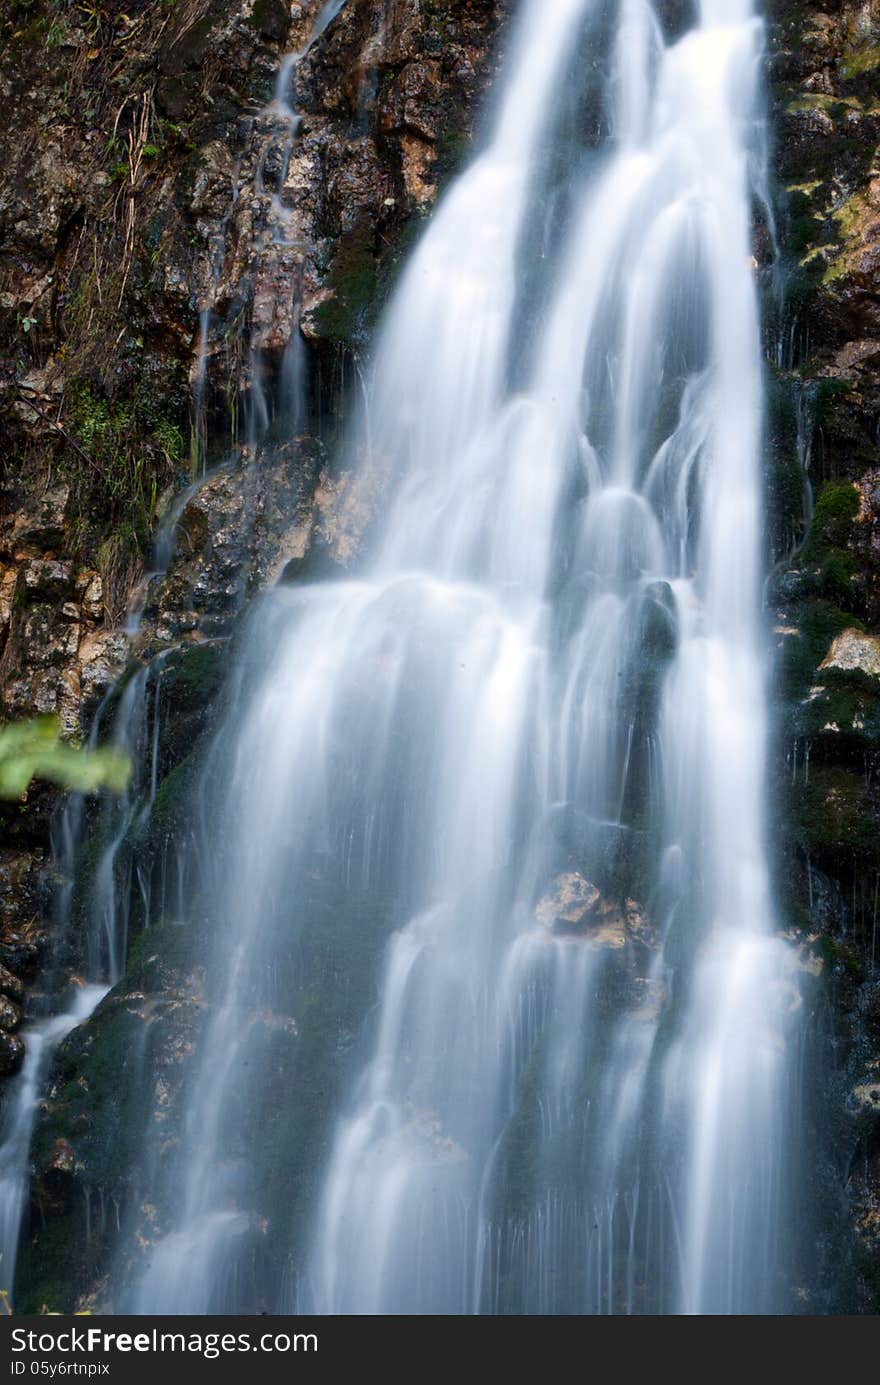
[9,0,810,1316]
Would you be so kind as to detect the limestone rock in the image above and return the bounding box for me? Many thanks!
[536,873,602,931]
[6,485,70,557]
[819,628,880,676]
[535,873,649,950]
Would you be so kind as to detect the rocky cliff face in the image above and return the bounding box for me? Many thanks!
[0,0,507,1064]
[767,0,880,1310]
[0,0,879,1312]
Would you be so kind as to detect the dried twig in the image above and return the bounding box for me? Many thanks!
[15,385,102,475]
[114,88,154,309]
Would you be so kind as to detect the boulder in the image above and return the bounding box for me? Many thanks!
[535,872,649,950]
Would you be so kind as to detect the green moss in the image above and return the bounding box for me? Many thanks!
[786,185,827,262]
[247,0,289,40]
[823,192,874,284]
[783,252,827,312]
[433,127,472,186]
[123,916,194,988]
[765,371,810,552]
[798,767,879,861]
[801,481,860,563]
[153,752,198,831]
[778,601,864,708]
[815,549,857,606]
[64,380,185,571]
[795,678,880,750]
[32,1001,158,1192]
[839,44,880,81]
[812,377,855,428]
[813,932,865,983]
[312,223,379,346]
[161,643,224,710]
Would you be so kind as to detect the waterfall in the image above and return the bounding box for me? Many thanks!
[2,0,808,1316]
[114,0,805,1316]
[298,0,799,1315]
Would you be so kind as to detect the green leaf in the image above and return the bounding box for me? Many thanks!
[0,717,131,799]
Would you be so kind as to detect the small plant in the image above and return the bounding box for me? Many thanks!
[0,717,130,799]
[76,2,104,39]
[44,18,67,48]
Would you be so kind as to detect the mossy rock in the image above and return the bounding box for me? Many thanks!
[312,223,379,347]
[795,766,880,864]
[248,0,290,42]
[794,677,880,753]
[122,915,197,991]
[839,43,880,81]
[765,370,808,554]
[802,480,860,563]
[777,600,864,706]
[160,642,225,712]
[152,751,200,832]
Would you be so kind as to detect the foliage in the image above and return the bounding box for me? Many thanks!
[0,717,130,799]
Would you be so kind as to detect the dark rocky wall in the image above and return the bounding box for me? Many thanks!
[767,0,880,1310]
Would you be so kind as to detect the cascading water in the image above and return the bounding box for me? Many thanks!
[3,0,810,1316]
[109,0,807,1317]
[191,5,349,469]
[0,511,183,1306]
[300,0,801,1315]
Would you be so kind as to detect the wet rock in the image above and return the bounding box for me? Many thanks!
[535,872,649,951]
[0,1029,25,1076]
[0,849,48,932]
[22,560,76,603]
[3,485,70,557]
[380,60,444,142]
[0,845,51,996]
[536,873,602,932]
[400,134,437,206]
[251,0,291,44]
[77,630,129,713]
[0,961,24,1002]
[0,992,21,1032]
[853,1082,880,1110]
[46,1138,77,1177]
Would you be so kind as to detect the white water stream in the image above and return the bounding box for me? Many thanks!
[127,0,800,1315]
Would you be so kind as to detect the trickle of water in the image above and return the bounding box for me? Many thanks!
[0,982,110,1295]
[0,514,185,1306]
